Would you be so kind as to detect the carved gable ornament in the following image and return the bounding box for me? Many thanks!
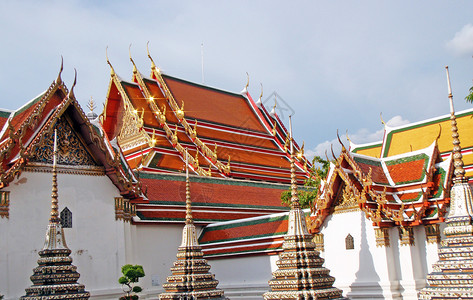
[30,117,97,166]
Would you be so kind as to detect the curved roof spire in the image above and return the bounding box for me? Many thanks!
[105,46,116,76]
[240,72,249,95]
[446,66,466,181]
[129,44,138,74]
[256,83,263,107]
[56,56,63,85]
[67,69,77,100]
[146,41,158,73]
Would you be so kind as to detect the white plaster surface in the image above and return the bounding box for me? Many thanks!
[0,171,130,300]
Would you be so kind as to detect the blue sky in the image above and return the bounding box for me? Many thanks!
[1,1,472,158]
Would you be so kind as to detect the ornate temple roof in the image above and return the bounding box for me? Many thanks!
[0,66,142,201]
[308,140,452,232]
[136,172,289,224]
[101,52,310,184]
[350,107,473,180]
[198,212,289,258]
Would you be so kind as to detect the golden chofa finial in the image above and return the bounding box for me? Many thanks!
[240,72,249,94]
[380,112,386,126]
[56,56,63,85]
[68,69,77,100]
[176,101,185,120]
[106,46,116,76]
[129,43,138,74]
[336,129,346,152]
[146,41,159,73]
[256,83,263,106]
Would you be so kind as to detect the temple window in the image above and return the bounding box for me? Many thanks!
[60,207,72,228]
[345,234,354,250]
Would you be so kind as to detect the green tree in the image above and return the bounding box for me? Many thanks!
[466,85,473,103]
[281,155,331,209]
[119,264,145,300]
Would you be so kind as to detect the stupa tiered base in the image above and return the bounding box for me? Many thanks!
[21,225,90,300]
[264,234,345,300]
[159,234,226,300]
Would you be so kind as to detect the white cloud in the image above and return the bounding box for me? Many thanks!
[446,24,473,56]
[307,115,410,160]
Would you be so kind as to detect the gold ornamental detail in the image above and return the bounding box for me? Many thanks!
[117,105,149,152]
[375,228,390,247]
[398,226,415,246]
[115,197,136,222]
[30,117,97,166]
[425,224,441,244]
[313,233,324,252]
[0,191,9,218]
[333,184,359,214]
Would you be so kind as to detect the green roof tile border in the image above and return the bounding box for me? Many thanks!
[200,214,288,234]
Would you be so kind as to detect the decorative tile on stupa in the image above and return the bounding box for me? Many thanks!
[263,126,345,300]
[418,67,473,300]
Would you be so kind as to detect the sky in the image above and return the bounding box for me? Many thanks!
[1,0,473,159]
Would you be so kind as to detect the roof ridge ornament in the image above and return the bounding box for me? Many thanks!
[146,41,159,73]
[105,46,116,76]
[256,83,263,106]
[129,44,138,74]
[56,56,63,85]
[240,72,249,95]
[67,69,77,100]
[337,129,346,152]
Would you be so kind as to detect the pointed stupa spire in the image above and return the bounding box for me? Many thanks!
[419,66,473,300]
[159,148,225,300]
[264,116,345,300]
[21,129,89,300]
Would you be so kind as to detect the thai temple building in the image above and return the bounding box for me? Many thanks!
[1,48,472,300]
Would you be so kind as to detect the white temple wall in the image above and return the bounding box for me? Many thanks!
[0,171,129,300]
[130,223,194,299]
[207,254,274,300]
[320,210,444,300]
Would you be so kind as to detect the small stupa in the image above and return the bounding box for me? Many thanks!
[263,117,345,300]
[159,150,226,300]
[418,67,473,299]
[21,129,90,300]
